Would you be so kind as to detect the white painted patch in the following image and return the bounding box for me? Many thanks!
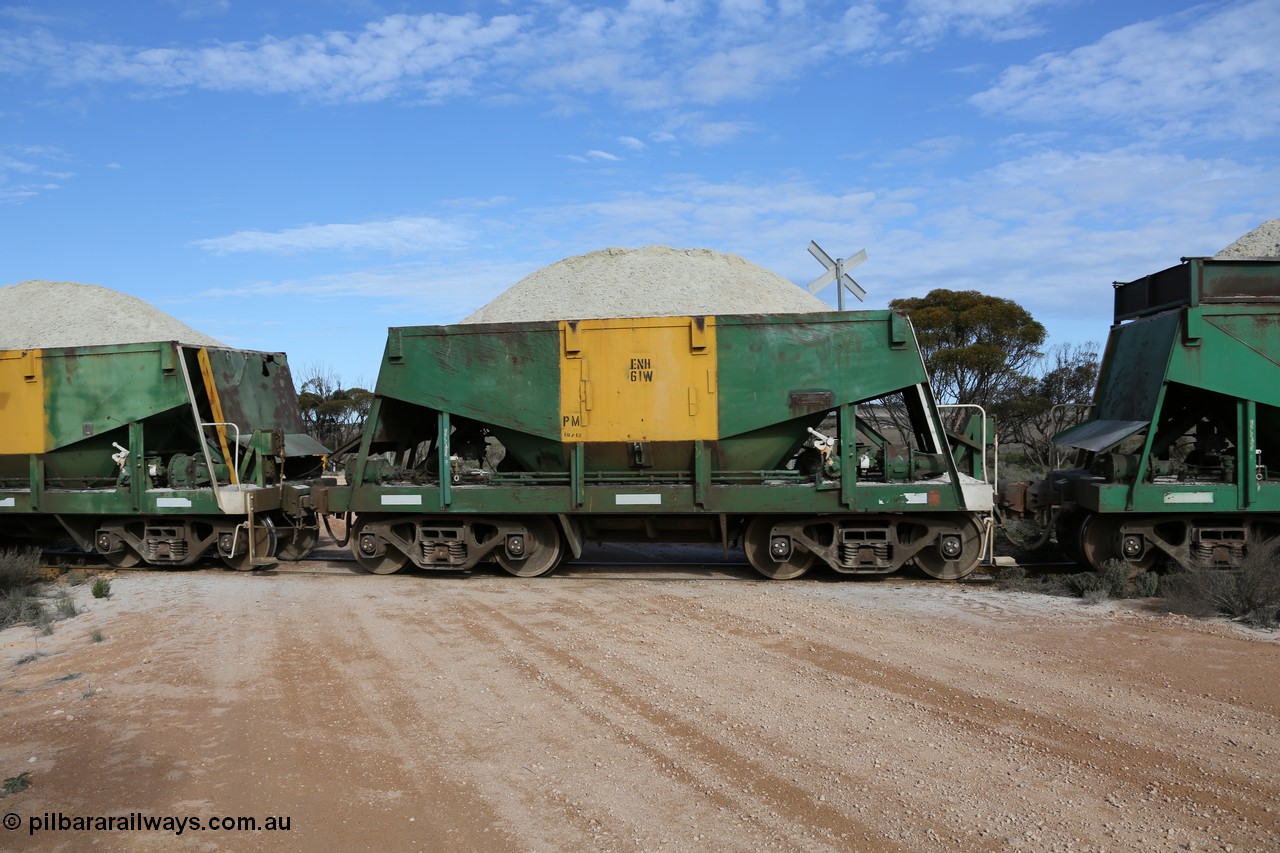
[380,495,423,506]
[904,493,928,504]
[0,497,14,507]
[616,494,662,506]
[155,497,192,508]
[1163,492,1213,505]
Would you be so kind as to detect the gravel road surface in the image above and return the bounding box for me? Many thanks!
[2,565,1277,852]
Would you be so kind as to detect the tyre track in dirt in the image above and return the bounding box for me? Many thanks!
[671,588,1279,847]
[3,571,1278,852]
[447,596,914,852]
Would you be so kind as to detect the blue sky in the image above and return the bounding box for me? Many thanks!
[2,0,1277,386]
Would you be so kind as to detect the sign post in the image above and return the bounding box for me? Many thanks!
[806,241,866,310]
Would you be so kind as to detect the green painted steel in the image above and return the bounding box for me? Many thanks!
[376,323,563,440]
[1031,258,1280,571]
[0,340,326,565]
[42,343,189,452]
[339,311,990,521]
[715,311,924,437]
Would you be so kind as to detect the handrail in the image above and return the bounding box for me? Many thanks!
[201,421,242,484]
[938,403,991,485]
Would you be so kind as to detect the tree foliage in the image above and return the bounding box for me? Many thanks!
[889,289,1047,408]
[997,342,1100,468]
[296,363,373,454]
[889,289,1099,471]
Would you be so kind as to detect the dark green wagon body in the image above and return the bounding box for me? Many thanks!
[324,311,994,579]
[1001,258,1280,570]
[0,341,327,568]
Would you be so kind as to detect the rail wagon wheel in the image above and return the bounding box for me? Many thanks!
[1054,510,1086,566]
[276,522,319,561]
[221,517,278,571]
[914,515,985,580]
[494,516,564,578]
[103,545,142,569]
[1079,514,1157,573]
[351,521,408,575]
[743,516,816,580]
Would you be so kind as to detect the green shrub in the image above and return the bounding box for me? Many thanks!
[1098,560,1132,598]
[55,593,78,620]
[1082,588,1110,605]
[1064,571,1107,596]
[994,564,1034,591]
[1,771,31,797]
[1057,560,1159,600]
[0,588,47,631]
[0,547,40,594]
[91,579,111,599]
[1159,542,1280,626]
[1131,571,1159,598]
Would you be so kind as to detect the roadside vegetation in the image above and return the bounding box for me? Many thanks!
[0,546,46,631]
[1,547,109,634]
[1158,544,1280,628]
[995,547,1280,630]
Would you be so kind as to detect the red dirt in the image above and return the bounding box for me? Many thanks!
[2,563,1277,852]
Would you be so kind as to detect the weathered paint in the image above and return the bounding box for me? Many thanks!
[341,311,990,521]
[558,316,718,442]
[0,349,46,454]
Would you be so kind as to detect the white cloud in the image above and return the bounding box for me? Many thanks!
[196,257,538,323]
[0,144,71,202]
[0,13,526,103]
[185,144,1276,364]
[0,0,1052,113]
[508,147,1277,329]
[972,1,1280,141]
[166,0,230,19]
[902,0,1065,46]
[618,136,646,152]
[191,216,471,255]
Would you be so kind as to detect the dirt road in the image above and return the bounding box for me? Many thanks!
[2,560,1277,852]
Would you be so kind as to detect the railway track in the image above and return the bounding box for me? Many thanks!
[39,543,1079,583]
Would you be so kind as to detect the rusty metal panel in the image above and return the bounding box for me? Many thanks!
[201,347,309,437]
[1113,264,1192,322]
[1199,259,1280,304]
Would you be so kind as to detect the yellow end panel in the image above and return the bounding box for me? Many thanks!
[0,349,49,454]
[196,347,240,485]
[559,318,718,442]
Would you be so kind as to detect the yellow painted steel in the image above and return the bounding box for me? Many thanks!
[196,347,240,485]
[0,349,48,454]
[559,317,718,442]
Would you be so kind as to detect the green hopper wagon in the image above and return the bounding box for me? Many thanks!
[323,311,995,579]
[1000,257,1280,570]
[0,341,328,568]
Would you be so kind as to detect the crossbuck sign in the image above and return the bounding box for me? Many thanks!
[806,240,866,310]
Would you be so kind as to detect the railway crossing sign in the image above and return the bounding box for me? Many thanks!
[806,240,866,310]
